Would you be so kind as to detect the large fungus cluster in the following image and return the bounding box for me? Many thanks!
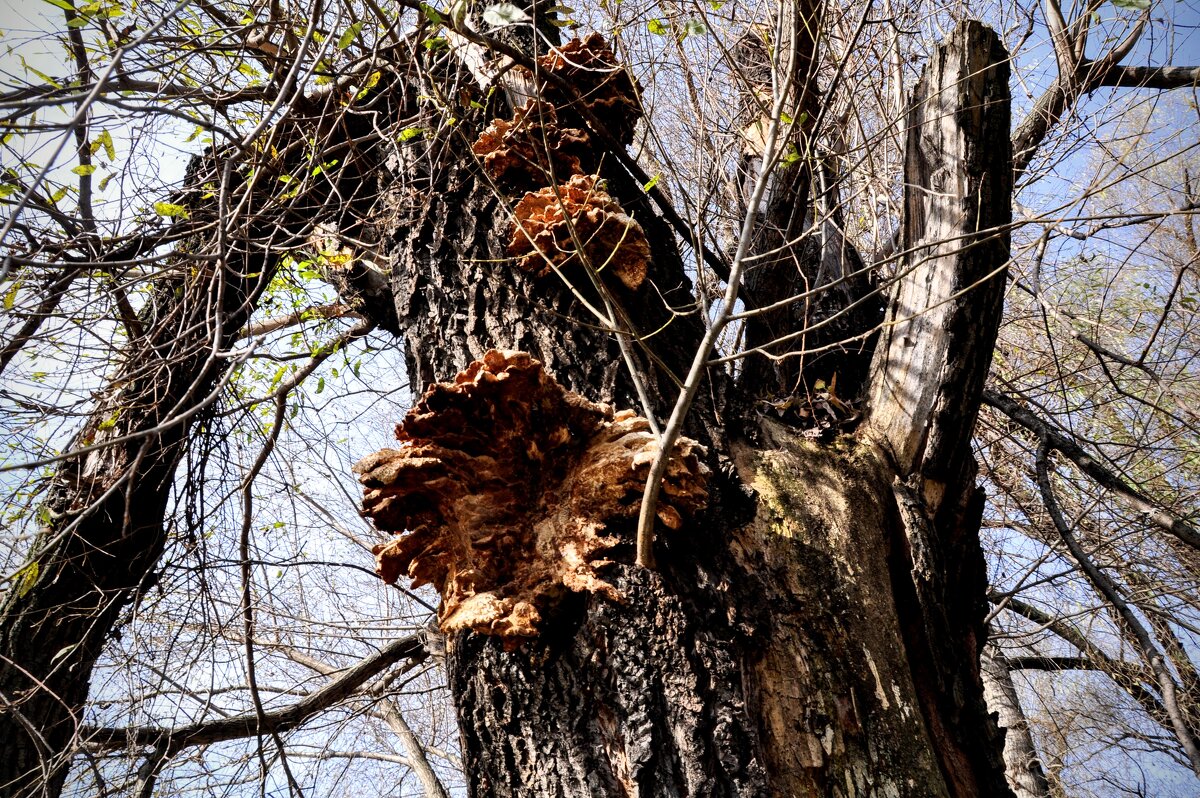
[471,34,651,292]
[354,350,708,640]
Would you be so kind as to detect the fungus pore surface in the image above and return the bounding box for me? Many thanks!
[354,350,708,639]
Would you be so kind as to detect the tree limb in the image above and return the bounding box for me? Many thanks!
[982,389,1200,551]
[82,634,427,756]
[1035,440,1200,774]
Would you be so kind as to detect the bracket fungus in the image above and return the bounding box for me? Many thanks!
[354,350,708,640]
[472,101,593,192]
[528,33,644,147]
[507,173,650,290]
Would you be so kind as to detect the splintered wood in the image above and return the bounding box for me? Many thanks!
[354,350,707,640]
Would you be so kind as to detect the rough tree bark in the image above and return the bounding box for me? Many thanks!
[362,19,1014,798]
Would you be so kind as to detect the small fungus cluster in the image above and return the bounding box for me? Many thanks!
[354,351,708,640]
[470,34,651,291]
[506,174,650,290]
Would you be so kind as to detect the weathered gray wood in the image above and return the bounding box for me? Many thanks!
[865,19,1012,501]
[981,644,1053,798]
[860,20,1015,797]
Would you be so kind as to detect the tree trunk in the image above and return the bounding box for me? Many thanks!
[0,239,276,798]
[0,92,390,796]
[981,644,1053,798]
[367,20,1015,798]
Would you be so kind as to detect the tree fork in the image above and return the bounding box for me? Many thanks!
[361,20,1016,798]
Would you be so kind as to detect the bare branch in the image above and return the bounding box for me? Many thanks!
[82,634,427,755]
[983,389,1200,551]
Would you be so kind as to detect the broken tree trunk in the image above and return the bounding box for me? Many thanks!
[357,19,1015,797]
[981,643,1053,798]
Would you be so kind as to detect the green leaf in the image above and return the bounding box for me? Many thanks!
[14,561,38,598]
[153,201,188,218]
[1109,0,1150,8]
[41,0,77,12]
[71,163,96,176]
[399,126,423,142]
[0,184,15,198]
[780,143,801,168]
[97,409,120,430]
[311,158,338,176]
[681,18,706,38]
[337,21,363,50]
[96,129,115,160]
[419,2,443,24]
[19,56,60,89]
[642,173,661,192]
[647,18,668,35]
[483,3,530,26]
[49,185,69,204]
[356,70,382,100]
[316,376,325,394]
[3,281,19,310]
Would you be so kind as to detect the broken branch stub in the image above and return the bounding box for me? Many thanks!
[354,350,708,640]
[507,173,650,290]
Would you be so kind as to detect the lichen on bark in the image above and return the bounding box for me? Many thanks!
[354,350,708,639]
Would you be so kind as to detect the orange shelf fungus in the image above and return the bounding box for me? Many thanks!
[354,351,708,640]
[507,174,650,290]
[530,33,643,147]
[472,102,592,192]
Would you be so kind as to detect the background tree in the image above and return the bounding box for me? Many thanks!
[0,0,1197,796]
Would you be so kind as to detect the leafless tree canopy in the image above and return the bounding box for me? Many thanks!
[1,0,1198,795]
